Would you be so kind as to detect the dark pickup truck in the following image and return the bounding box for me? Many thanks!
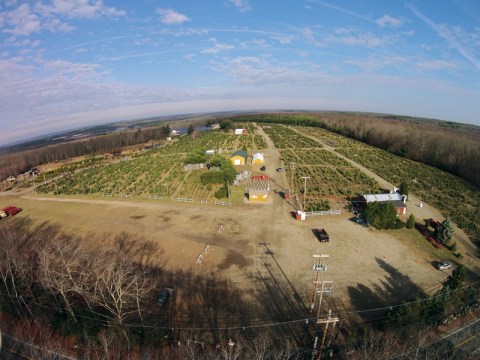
[314,228,329,242]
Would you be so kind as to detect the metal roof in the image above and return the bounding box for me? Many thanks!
[362,193,403,203]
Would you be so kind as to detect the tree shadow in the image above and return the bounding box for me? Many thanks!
[347,257,427,331]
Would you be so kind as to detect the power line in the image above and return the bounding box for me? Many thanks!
[0,280,477,332]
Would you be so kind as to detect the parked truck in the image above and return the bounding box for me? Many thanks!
[2,205,22,217]
[314,228,329,242]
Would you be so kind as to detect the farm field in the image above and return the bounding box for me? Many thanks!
[292,126,480,242]
[35,125,266,200]
[262,124,380,210]
[2,121,476,334]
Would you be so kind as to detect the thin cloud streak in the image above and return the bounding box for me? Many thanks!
[407,3,480,70]
[307,0,376,24]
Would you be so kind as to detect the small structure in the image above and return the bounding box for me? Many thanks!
[235,170,251,182]
[230,150,247,165]
[29,168,39,176]
[361,193,407,216]
[234,128,247,135]
[245,176,269,203]
[205,149,215,156]
[252,153,264,164]
[184,163,208,171]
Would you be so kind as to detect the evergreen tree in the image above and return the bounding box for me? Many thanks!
[399,181,409,196]
[365,202,397,229]
[437,219,454,244]
[187,124,195,135]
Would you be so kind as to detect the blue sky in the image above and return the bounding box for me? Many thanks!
[1,0,480,145]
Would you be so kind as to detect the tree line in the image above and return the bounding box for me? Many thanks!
[229,113,480,188]
[0,125,171,181]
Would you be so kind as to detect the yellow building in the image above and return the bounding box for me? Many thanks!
[248,190,269,202]
[230,150,247,165]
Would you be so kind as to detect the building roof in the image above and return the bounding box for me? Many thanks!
[230,150,247,159]
[252,152,264,161]
[362,193,403,203]
[234,128,246,135]
[391,200,407,208]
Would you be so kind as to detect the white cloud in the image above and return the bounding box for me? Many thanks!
[414,59,458,71]
[275,35,294,44]
[156,8,191,25]
[35,0,125,19]
[1,1,125,37]
[1,4,41,36]
[201,38,234,54]
[227,0,251,12]
[345,56,409,71]
[376,15,402,28]
[327,31,394,47]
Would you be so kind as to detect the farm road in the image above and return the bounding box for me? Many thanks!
[289,127,478,267]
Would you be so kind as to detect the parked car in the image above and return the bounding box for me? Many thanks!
[435,261,452,270]
[157,288,170,306]
[276,167,284,172]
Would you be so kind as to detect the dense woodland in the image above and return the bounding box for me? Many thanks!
[229,113,480,188]
[0,125,171,181]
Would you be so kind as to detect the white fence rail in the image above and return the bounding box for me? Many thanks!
[214,201,231,206]
[305,209,341,216]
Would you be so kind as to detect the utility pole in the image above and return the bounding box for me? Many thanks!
[317,310,339,360]
[310,255,330,314]
[290,162,296,195]
[310,254,334,359]
[314,280,333,317]
[302,176,310,212]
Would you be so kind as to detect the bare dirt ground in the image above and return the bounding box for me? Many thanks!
[1,124,478,328]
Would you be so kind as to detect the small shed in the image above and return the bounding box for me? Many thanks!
[230,150,247,165]
[248,190,269,202]
[246,177,270,203]
[252,153,264,164]
[234,128,247,135]
[391,200,407,215]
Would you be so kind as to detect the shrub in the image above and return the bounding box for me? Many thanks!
[406,214,415,229]
[450,242,457,252]
[214,184,228,199]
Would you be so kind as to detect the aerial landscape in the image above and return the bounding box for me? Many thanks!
[1,1,479,359]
